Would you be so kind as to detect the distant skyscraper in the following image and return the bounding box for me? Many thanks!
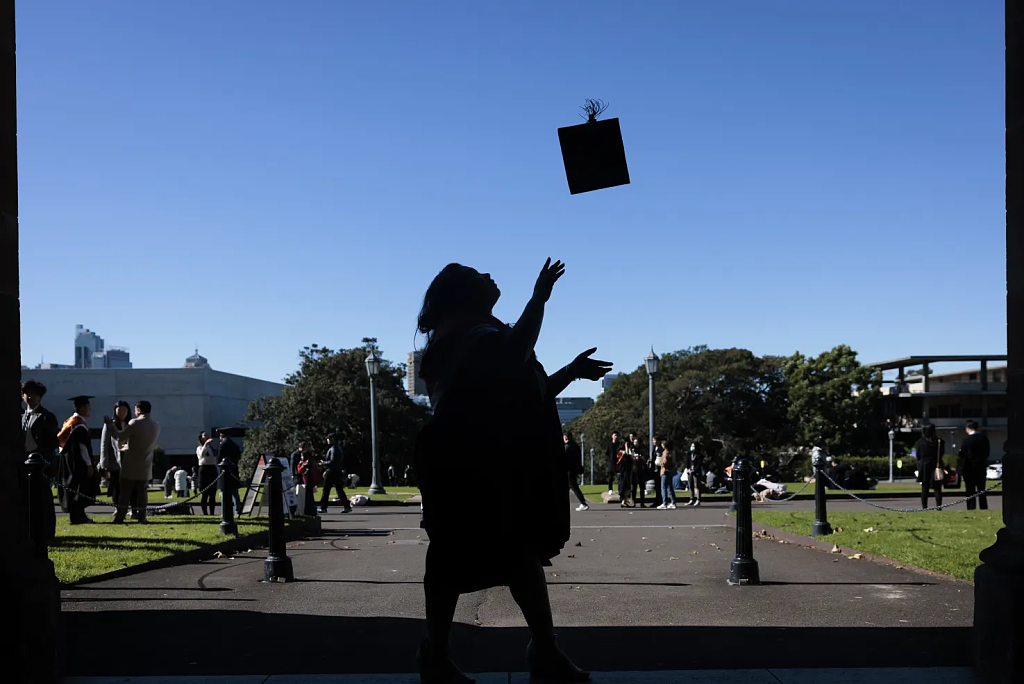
[555,397,595,425]
[407,351,427,397]
[74,324,104,368]
[601,373,620,393]
[74,324,131,368]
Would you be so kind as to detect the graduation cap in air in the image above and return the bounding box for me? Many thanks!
[558,99,630,195]
[68,395,94,409]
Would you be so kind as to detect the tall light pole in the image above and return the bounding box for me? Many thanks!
[580,433,586,478]
[365,349,386,495]
[888,430,896,483]
[646,349,659,463]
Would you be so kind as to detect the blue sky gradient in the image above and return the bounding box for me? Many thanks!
[17,2,1005,394]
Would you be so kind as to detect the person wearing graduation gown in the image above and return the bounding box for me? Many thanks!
[57,395,98,525]
[414,259,610,684]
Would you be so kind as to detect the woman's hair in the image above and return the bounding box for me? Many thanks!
[416,263,493,340]
[922,424,937,440]
[663,439,674,452]
[113,400,131,429]
[198,432,207,445]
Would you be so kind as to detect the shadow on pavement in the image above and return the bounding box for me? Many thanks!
[59,610,971,676]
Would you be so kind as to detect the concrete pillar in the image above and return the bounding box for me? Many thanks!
[973,3,1024,681]
[982,359,989,391]
[0,3,61,681]
[922,362,931,393]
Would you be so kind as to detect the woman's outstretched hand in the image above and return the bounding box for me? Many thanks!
[533,258,565,303]
[570,348,613,381]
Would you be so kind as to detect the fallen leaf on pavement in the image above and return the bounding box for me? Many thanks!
[567,554,575,558]
[830,545,842,554]
[669,556,679,561]
[863,528,877,533]
[574,541,582,547]
[848,553,863,560]
[213,551,225,558]
[645,549,652,553]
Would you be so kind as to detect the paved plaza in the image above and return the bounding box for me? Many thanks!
[58,495,982,679]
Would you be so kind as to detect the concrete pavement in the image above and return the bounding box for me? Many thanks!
[58,500,978,677]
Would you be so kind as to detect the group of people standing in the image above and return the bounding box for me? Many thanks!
[20,380,161,526]
[604,431,705,510]
[289,433,361,514]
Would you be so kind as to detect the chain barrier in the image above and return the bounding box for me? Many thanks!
[819,470,1003,513]
[750,476,816,503]
[51,469,249,515]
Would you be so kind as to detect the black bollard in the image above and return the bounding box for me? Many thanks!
[218,460,238,536]
[811,447,833,538]
[728,458,760,586]
[303,474,317,517]
[24,452,49,559]
[264,457,295,582]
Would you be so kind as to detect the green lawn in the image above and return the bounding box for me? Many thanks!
[749,509,1003,581]
[50,515,300,584]
[579,480,999,503]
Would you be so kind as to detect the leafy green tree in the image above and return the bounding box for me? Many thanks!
[240,339,430,482]
[783,345,884,457]
[567,346,791,482]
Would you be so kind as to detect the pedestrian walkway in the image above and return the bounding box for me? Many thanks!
[63,667,981,683]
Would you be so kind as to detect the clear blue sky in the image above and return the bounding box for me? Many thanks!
[17,2,1005,395]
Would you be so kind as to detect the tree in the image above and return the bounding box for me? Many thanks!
[566,346,791,481]
[783,345,884,457]
[239,339,430,483]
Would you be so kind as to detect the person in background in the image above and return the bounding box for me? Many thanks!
[57,395,99,525]
[319,433,353,514]
[564,432,588,511]
[605,431,620,494]
[630,434,650,508]
[190,466,199,496]
[21,380,59,539]
[959,420,991,510]
[387,463,397,487]
[217,429,243,516]
[106,400,162,524]
[99,401,130,506]
[914,424,947,509]
[656,439,677,510]
[616,435,634,508]
[296,448,321,516]
[405,463,414,487]
[195,432,219,515]
[174,466,189,498]
[686,442,704,507]
[163,466,177,498]
[648,436,664,508]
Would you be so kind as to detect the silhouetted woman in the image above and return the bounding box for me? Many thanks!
[196,431,219,515]
[914,424,947,509]
[414,259,610,684]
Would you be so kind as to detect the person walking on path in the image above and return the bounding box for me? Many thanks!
[564,432,589,511]
[319,433,353,514]
[296,449,321,516]
[21,380,59,538]
[914,424,946,510]
[414,259,608,683]
[629,434,650,508]
[99,401,130,507]
[617,436,636,508]
[656,439,677,510]
[604,431,620,494]
[196,432,219,515]
[58,395,99,525]
[958,420,991,510]
[686,442,704,507]
[105,400,161,524]
[217,430,243,515]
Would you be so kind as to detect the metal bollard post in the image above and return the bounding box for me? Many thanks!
[264,457,295,581]
[218,460,238,536]
[24,452,49,559]
[303,474,317,517]
[728,458,760,586]
[811,447,833,538]
[728,456,739,514]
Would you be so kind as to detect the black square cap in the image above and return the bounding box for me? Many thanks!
[558,117,630,195]
[68,395,94,409]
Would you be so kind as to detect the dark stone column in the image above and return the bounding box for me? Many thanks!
[973,3,1024,681]
[0,3,61,681]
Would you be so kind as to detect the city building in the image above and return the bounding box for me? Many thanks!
[20,351,284,463]
[407,350,427,397]
[872,354,1007,462]
[74,324,132,369]
[183,349,211,369]
[601,373,620,393]
[555,396,595,425]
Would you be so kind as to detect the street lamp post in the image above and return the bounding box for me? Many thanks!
[888,430,896,483]
[580,433,585,479]
[646,349,659,463]
[365,350,386,496]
